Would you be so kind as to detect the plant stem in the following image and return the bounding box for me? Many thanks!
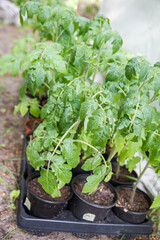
[47,118,81,169]
[107,144,117,162]
[92,90,103,99]
[116,163,120,179]
[118,86,126,97]
[130,161,150,204]
[73,139,107,167]
[150,95,158,104]
[43,82,50,89]
[91,47,102,84]
[129,97,140,132]
[138,76,153,91]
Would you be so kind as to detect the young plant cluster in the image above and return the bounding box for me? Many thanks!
[0,0,160,211]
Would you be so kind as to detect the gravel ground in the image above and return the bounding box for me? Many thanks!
[0,23,159,240]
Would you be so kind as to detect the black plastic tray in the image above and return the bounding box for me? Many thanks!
[17,137,153,236]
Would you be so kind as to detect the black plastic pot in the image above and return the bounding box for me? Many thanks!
[103,153,117,162]
[72,162,91,177]
[17,144,153,235]
[110,162,138,187]
[70,174,117,222]
[27,172,73,219]
[113,185,152,224]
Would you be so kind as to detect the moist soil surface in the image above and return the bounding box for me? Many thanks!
[112,165,136,183]
[28,178,71,202]
[74,180,114,206]
[116,188,149,212]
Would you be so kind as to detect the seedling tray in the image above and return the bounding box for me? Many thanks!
[17,137,153,236]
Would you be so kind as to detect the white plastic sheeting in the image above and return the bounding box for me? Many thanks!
[99,0,160,64]
[99,0,160,197]
[0,0,20,26]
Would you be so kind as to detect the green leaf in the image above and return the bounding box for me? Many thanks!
[21,49,42,70]
[80,99,98,120]
[10,190,20,203]
[0,54,12,75]
[150,192,160,209]
[104,171,113,182]
[26,1,40,18]
[30,103,40,118]
[127,140,142,159]
[125,57,151,81]
[111,31,123,54]
[90,125,110,147]
[126,156,141,172]
[10,59,21,76]
[20,103,28,116]
[26,139,43,169]
[81,153,101,171]
[37,6,51,24]
[119,149,128,165]
[51,155,72,184]
[114,133,125,154]
[117,117,130,130]
[82,165,107,194]
[46,71,52,83]
[38,168,58,196]
[43,44,67,74]
[61,138,80,168]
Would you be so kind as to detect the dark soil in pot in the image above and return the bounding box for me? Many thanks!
[70,174,117,222]
[74,180,115,206]
[116,188,149,212]
[28,178,71,202]
[27,173,73,219]
[110,162,137,187]
[113,185,152,224]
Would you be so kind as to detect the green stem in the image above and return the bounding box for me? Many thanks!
[47,118,81,168]
[57,29,65,41]
[43,82,50,89]
[130,161,150,204]
[150,95,158,104]
[129,97,140,132]
[116,163,120,179]
[139,76,154,91]
[91,47,102,84]
[73,139,107,167]
[107,144,117,162]
[92,90,103,99]
[118,86,126,97]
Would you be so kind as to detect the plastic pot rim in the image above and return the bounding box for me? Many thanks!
[71,174,117,209]
[27,172,73,205]
[111,164,138,185]
[115,185,152,215]
[25,118,43,134]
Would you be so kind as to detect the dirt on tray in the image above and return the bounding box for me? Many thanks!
[28,177,71,202]
[74,180,114,206]
[116,188,149,212]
